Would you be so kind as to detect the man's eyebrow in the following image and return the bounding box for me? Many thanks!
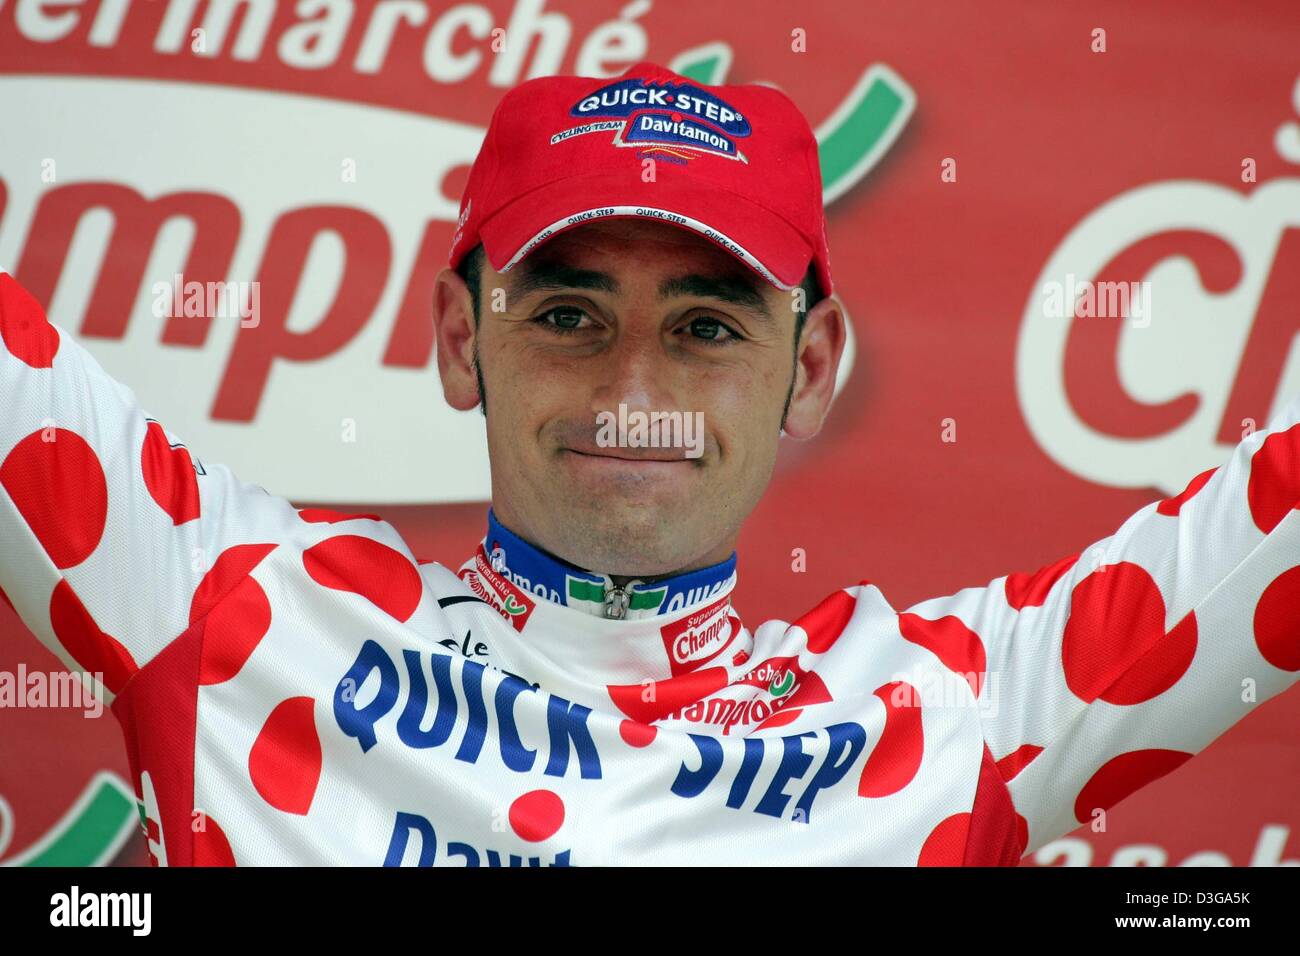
[657,273,773,320]
[505,261,774,321]
[508,260,620,298]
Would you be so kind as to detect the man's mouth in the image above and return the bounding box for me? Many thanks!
[559,447,701,479]
[564,447,693,463]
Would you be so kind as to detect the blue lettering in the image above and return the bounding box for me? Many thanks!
[671,734,724,797]
[544,694,602,779]
[795,722,868,824]
[455,659,489,764]
[727,737,765,809]
[335,647,604,779]
[397,649,457,748]
[446,842,479,867]
[496,674,537,772]
[385,811,436,866]
[334,640,399,753]
[755,732,817,819]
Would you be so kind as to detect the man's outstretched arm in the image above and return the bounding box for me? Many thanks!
[0,273,308,704]
[898,390,1300,857]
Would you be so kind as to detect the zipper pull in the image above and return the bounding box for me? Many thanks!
[604,586,630,620]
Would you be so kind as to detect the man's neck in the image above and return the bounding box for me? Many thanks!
[482,508,738,619]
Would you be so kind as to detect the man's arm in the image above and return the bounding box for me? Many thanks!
[898,390,1300,856]
[0,273,308,703]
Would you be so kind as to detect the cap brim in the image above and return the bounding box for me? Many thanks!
[478,169,814,291]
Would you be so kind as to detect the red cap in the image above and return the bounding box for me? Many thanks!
[449,61,833,296]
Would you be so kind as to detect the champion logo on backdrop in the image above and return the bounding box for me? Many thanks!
[553,78,753,163]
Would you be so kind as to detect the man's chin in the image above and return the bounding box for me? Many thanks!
[541,505,716,578]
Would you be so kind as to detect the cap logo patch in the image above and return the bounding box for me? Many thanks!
[553,78,751,163]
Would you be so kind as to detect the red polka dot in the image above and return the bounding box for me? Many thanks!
[248,697,321,815]
[298,508,381,523]
[140,422,200,525]
[995,743,1043,782]
[0,274,60,367]
[1015,813,1029,856]
[1004,553,1079,610]
[793,590,856,654]
[193,813,236,866]
[303,535,422,623]
[918,812,969,866]
[1073,749,1192,823]
[731,648,749,667]
[606,667,729,723]
[898,612,986,696]
[199,573,271,685]
[49,579,138,694]
[858,681,924,798]
[1253,565,1300,671]
[1157,466,1216,517]
[1062,562,1197,705]
[1,428,107,569]
[755,707,803,730]
[189,543,277,624]
[781,670,832,710]
[509,789,564,842]
[618,719,657,747]
[1248,422,1300,533]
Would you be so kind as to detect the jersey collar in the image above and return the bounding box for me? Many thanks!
[483,508,737,620]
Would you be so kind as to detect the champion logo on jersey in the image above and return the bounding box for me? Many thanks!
[553,78,752,163]
[460,546,537,632]
[659,594,739,675]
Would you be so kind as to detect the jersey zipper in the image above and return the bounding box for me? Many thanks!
[603,586,631,620]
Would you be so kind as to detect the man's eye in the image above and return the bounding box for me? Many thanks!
[534,306,592,333]
[684,317,739,343]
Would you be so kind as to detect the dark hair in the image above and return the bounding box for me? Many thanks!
[455,241,822,425]
[458,243,486,323]
[457,244,490,416]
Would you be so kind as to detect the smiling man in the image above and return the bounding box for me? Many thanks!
[2,61,1299,867]
[435,217,842,586]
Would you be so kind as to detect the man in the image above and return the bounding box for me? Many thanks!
[1,61,1298,866]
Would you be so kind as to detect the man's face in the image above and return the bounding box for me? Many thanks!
[434,218,843,579]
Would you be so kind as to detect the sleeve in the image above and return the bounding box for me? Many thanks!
[0,272,302,704]
[897,388,1300,857]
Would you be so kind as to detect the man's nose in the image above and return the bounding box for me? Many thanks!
[590,330,676,414]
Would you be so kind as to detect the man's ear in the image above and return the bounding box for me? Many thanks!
[432,267,482,412]
[781,295,847,440]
